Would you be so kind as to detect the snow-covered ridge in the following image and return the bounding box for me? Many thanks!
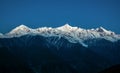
[0,24,120,46]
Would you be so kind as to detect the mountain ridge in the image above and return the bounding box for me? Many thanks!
[0,24,120,73]
[0,24,120,47]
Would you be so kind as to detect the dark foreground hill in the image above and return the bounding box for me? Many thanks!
[0,35,120,73]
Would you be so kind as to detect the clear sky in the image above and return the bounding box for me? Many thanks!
[0,0,120,33]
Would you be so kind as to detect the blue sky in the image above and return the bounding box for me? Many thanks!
[0,0,120,33]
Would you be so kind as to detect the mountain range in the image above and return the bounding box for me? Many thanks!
[0,24,120,73]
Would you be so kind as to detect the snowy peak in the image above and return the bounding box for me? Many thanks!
[6,24,33,37]
[13,24,30,31]
[96,27,115,35]
[57,23,78,31]
[0,24,120,44]
[96,27,108,32]
[57,24,72,30]
[62,23,72,28]
[17,24,29,29]
[9,24,31,34]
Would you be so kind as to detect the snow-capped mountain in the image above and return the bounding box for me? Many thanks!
[1,24,120,44]
[0,24,120,73]
[7,24,33,37]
